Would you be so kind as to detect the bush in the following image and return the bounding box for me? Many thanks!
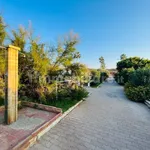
[90,82,100,87]
[55,86,89,101]
[71,87,89,100]
[124,83,150,102]
[0,78,4,106]
[114,72,119,82]
[45,86,88,112]
[90,69,100,82]
[100,70,109,82]
[0,96,4,106]
[124,68,150,102]
[116,57,150,85]
[115,68,134,85]
[117,57,150,72]
[21,83,89,112]
[57,88,71,101]
[129,68,150,87]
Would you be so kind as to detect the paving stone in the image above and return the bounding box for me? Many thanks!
[30,143,49,150]
[50,145,62,150]
[30,81,150,150]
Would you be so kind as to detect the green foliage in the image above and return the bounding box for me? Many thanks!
[90,69,100,82]
[0,50,5,77]
[71,87,89,101]
[52,87,88,112]
[124,83,150,102]
[67,63,90,84]
[100,70,109,82]
[68,63,88,76]
[124,68,150,102]
[0,14,89,111]
[90,82,101,88]
[115,68,135,85]
[116,57,150,103]
[24,86,89,112]
[30,42,49,79]
[129,68,150,87]
[52,32,79,69]
[10,26,27,50]
[98,56,109,82]
[0,78,4,106]
[0,96,4,106]
[10,25,33,92]
[0,15,7,45]
[49,99,79,112]
[117,57,150,72]
[99,56,105,70]
[116,57,150,86]
[53,85,89,102]
[120,54,127,60]
[0,15,7,76]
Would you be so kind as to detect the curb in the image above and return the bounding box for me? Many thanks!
[87,92,92,96]
[97,84,101,88]
[145,100,150,109]
[61,100,83,119]
[28,99,85,149]
[90,83,101,88]
[13,112,62,150]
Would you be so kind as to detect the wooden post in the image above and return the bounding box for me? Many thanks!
[5,45,20,124]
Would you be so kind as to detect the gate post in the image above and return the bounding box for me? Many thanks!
[5,45,20,124]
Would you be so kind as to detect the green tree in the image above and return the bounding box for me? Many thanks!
[0,15,6,102]
[99,56,105,70]
[117,57,150,72]
[10,25,27,50]
[10,25,29,73]
[120,54,127,60]
[90,69,100,81]
[30,41,50,79]
[0,15,7,77]
[74,51,81,63]
[67,63,89,85]
[50,32,80,74]
[68,63,89,77]
[0,15,6,45]
[116,57,150,85]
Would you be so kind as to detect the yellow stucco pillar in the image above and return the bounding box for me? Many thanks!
[5,45,20,124]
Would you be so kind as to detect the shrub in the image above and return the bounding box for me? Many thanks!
[57,88,71,101]
[116,57,150,85]
[71,87,89,100]
[114,72,119,82]
[90,82,100,87]
[100,70,109,82]
[115,68,134,85]
[124,68,150,102]
[129,68,150,87]
[0,96,4,106]
[44,86,88,112]
[22,83,89,112]
[117,57,150,72]
[121,68,135,84]
[124,83,150,102]
[90,69,100,82]
[0,78,4,106]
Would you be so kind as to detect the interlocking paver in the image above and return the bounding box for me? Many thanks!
[30,80,150,150]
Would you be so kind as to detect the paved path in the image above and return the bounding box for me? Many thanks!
[30,81,150,150]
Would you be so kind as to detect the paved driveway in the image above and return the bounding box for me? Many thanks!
[30,81,150,150]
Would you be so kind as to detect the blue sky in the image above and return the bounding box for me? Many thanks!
[0,0,150,69]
